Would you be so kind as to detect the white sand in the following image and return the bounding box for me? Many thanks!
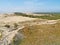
[0,15,36,23]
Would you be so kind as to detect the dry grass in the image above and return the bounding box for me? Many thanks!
[18,22,60,45]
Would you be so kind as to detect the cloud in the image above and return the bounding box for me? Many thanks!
[19,0,45,12]
[23,0,44,5]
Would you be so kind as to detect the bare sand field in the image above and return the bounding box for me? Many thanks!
[0,14,36,24]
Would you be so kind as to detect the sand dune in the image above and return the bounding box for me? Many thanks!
[0,15,36,23]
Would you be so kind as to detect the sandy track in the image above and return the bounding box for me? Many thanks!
[0,26,25,45]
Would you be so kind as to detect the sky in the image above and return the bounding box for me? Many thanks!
[0,0,60,13]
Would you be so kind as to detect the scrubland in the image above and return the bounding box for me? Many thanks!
[0,13,60,45]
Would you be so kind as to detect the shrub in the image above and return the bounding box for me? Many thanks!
[14,23,18,28]
[4,24,10,28]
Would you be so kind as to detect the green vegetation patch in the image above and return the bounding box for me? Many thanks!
[15,12,60,20]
